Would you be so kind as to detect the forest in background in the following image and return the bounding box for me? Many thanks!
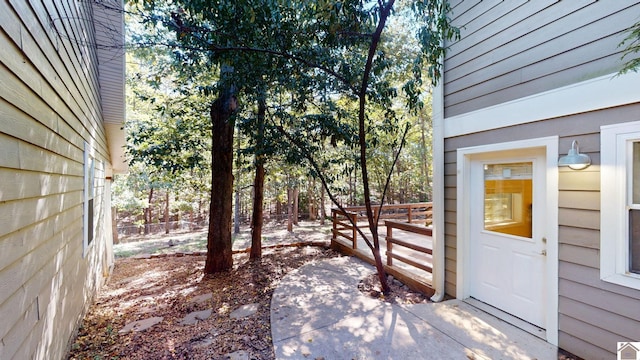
[113,3,436,238]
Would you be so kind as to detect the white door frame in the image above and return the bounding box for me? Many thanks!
[456,136,559,345]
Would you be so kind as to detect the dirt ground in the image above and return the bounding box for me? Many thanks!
[67,221,581,360]
[67,221,426,360]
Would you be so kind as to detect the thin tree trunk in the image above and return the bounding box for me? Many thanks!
[234,190,241,233]
[356,0,395,293]
[112,207,119,244]
[164,191,170,234]
[287,186,293,232]
[308,177,317,221]
[250,96,266,260]
[144,187,154,235]
[349,171,354,205]
[205,92,237,274]
[234,132,241,234]
[319,184,326,225]
[293,187,299,225]
[276,200,282,221]
[189,207,194,230]
[419,112,428,201]
[251,162,265,259]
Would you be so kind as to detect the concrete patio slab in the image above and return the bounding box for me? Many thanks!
[271,256,559,360]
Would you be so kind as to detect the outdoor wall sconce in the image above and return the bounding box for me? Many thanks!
[558,140,591,170]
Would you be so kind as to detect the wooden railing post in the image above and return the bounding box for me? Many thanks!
[386,225,393,266]
[408,205,413,223]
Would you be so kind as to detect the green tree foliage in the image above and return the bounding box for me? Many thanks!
[619,20,640,74]
[125,0,459,289]
[120,47,212,234]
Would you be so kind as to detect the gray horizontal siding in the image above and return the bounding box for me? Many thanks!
[443,0,640,117]
[443,104,640,358]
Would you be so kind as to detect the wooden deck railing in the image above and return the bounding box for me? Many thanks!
[333,202,433,226]
[330,203,435,296]
[331,208,359,249]
[385,220,433,274]
[331,202,433,260]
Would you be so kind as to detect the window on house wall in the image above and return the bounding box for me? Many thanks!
[629,143,640,274]
[601,121,640,289]
[83,142,96,256]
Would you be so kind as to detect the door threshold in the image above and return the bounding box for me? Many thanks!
[464,298,546,340]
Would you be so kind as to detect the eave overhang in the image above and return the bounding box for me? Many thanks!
[93,0,127,175]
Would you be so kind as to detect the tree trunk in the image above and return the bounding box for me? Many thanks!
[349,171,354,205]
[276,200,282,221]
[250,96,266,260]
[189,207,195,230]
[308,177,317,221]
[164,191,170,234]
[420,111,432,201]
[144,187,154,235]
[205,92,237,274]
[356,0,395,294]
[287,186,293,232]
[112,207,119,244]
[250,162,265,259]
[234,189,241,234]
[234,132,241,234]
[293,187,299,225]
[319,184,326,225]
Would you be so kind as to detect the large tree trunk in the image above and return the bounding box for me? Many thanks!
[250,97,266,260]
[205,93,237,274]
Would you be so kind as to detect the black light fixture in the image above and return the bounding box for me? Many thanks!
[558,140,591,170]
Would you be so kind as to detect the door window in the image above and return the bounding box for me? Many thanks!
[484,162,533,238]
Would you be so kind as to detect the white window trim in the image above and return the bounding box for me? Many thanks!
[83,142,96,257]
[601,121,640,290]
[444,71,640,138]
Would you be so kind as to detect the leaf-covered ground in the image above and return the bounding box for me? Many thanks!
[68,245,339,360]
[67,222,581,360]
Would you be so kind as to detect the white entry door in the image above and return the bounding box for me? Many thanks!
[469,151,547,328]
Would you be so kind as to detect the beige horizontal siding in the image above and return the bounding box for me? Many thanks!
[0,169,83,203]
[0,0,115,358]
[0,0,109,159]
